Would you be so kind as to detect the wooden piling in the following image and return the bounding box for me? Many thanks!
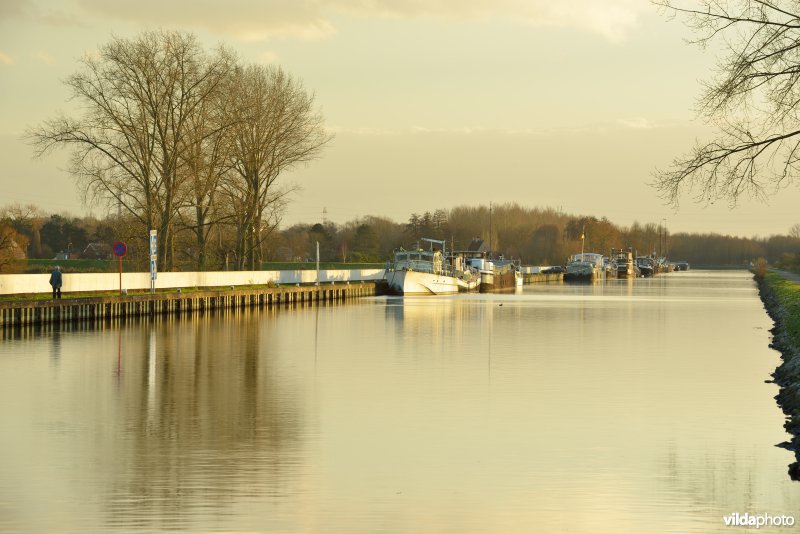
[0,283,379,329]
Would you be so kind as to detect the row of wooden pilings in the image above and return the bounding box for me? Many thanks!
[0,282,379,328]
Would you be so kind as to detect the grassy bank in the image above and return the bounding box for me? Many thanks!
[757,272,800,479]
[13,259,130,274]
[6,259,384,274]
[762,273,800,363]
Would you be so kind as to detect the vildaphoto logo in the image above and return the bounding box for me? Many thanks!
[723,512,795,528]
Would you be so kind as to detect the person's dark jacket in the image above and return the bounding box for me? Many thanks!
[49,269,62,289]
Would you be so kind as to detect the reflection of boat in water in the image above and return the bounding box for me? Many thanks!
[385,238,479,295]
[385,295,471,346]
[564,252,605,282]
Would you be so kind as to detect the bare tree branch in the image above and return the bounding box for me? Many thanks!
[653,0,800,205]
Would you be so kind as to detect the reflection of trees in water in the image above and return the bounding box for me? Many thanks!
[103,308,304,530]
[657,438,796,515]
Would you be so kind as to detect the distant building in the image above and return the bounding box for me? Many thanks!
[4,238,27,260]
[467,238,490,255]
[81,243,112,260]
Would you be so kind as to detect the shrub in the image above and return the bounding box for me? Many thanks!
[754,257,768,279]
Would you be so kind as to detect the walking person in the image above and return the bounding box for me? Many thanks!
[49,265,62,299]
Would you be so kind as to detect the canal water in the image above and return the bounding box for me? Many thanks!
[0,270,796,533]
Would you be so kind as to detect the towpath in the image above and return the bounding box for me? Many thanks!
[769,268,800,283]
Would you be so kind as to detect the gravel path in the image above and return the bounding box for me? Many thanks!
[769,268,800,283]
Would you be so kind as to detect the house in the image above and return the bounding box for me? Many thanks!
[467,238,490,255]
[81,243,113,260]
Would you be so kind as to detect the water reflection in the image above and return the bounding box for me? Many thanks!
[0,272,797,533]
[100,311,306,531]
[50,324,62,365]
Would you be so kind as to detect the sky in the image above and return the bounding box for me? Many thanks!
[0,0,798,237]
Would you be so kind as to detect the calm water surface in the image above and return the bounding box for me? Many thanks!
[0,270,796,533]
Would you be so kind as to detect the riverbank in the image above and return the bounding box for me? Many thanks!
[756,271,800,478]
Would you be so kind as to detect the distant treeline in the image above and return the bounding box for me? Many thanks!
[2,202,799,273]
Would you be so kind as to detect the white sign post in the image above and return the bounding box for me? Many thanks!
[149,230,157,294]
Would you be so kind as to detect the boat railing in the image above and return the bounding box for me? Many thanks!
[393,258,454,276]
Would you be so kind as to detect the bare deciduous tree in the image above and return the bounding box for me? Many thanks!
[222,64,332,270]
[28,30,234,270]
[654,1,800,206]
[176,70,238,270]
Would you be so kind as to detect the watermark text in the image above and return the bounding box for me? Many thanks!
[723,513,795,528]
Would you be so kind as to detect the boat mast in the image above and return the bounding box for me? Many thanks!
[489,201,493,255]
[580,225,585,257]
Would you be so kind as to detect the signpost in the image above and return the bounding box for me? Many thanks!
[112,241,127,295]
[149,230,157,294]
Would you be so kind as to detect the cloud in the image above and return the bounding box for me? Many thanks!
[617,117,655,129]
[75,0,336,41]
[333,0,646,41]
[0,0,31,20]
[518,1,645,43]
[257,50,279,64]
[331,121,676,138]
[327,126,399,136]
[60,0,645,42]
[0,51,13,65]
[32,50,55,65]
[0,0,84,27]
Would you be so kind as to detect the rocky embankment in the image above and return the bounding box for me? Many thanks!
[757,272,800,479]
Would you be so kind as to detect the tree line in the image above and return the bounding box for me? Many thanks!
[3,201,799,273]
[27,30,330,272]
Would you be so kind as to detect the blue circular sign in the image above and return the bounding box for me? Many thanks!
[112,241,128,257]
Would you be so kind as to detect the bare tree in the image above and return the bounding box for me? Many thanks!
[222,64,331,270]
[791,223,800,239]
[654,1,800,206]
[176,68,238,270]
[28,30,234,270]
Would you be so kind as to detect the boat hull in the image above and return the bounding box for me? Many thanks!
[480,270,516,292]
[564,253,605,282]
[564,271,596,282]
[457,275,481,292]
[385,270,459,295]
[615,265,635,278]
[564,264,603,282]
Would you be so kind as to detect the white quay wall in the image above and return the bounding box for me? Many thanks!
[0,268,386,296]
